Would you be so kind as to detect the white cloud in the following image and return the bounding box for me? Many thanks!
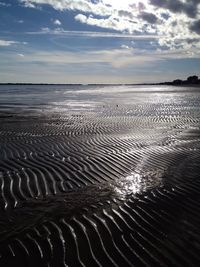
[121,45,131,49]
[0,39,27,46]
[23,2,36,8]
[53,19,62,26]
[20,0,113,15]
[0,2,11,7]
[5,47,150,69]
[18,0,200,51]
[75,14,130,32]
[75,14,87,24]
[41,27,50,33]
[0,40,18,46]
[28,29,159,40]
[10,46,199,71]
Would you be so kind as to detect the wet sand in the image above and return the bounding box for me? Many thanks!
[0,85,200,266]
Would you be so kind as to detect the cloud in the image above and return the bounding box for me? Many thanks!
[75,13,149,33]
[19,49,156,70]
[20,0,112,16]
[190,20,200,34]
[139,12,158,24]
[19,0,200,51]
[0,39,27,46]
[0,1,11,7]
[22,2,36,8]
[53,19,62,26]
[29,28,159,40]
[40,27,50,32]
[149,0,200,18]
[74,14,120,32]
[121,45,131,49]
[1,44,200,83]
[0,40,19,46]
[9,45,200,71]
[118,10,133,19]
[75,14,87,24]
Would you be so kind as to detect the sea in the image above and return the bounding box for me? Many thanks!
[1,84,200,114]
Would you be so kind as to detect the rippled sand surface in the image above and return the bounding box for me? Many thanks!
[0,85,200,266]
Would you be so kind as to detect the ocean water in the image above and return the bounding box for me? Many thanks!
[1,84,200,114]
[0,84,200,266]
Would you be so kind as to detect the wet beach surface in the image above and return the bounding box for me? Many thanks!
[0,85,200,266]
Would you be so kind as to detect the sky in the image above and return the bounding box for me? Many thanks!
[0,0,200,84]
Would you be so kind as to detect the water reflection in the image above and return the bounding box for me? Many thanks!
[114,170,163,199]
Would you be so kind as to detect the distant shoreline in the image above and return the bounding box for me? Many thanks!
[0,83,200,87]
[1,75,200,87]
[0,83,160,86]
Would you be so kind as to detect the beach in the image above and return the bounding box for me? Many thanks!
[0,84,200,266]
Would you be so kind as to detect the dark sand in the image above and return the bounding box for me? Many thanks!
[0,85,200,266]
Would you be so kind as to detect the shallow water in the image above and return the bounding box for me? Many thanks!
[1,84,200,113]
[0,85,200,266]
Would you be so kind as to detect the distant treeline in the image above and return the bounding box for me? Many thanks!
[160,75,200,86]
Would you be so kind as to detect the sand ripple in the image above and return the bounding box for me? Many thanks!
[0,98,200,266]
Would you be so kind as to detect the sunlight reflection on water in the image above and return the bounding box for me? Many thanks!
[0,84,198,114]
[114,170,163,199]
[115,173,143,195]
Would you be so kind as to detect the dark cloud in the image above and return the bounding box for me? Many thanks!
[150,0,200,18]
[139,12,158,24]
[138,2,146,11]
[118,10,133,19]
[161,13,170,20]
[190,20,200,34]
[185,37,200,44]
